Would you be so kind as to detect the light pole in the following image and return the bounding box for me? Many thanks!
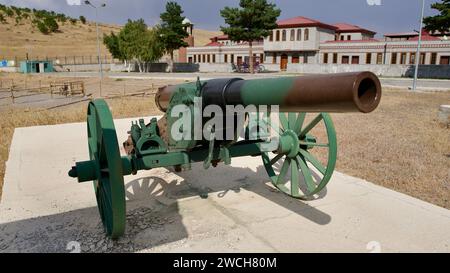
[85,1,106,96]
[412,0,425,91]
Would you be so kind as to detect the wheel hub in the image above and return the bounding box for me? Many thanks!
[278,129,300,158]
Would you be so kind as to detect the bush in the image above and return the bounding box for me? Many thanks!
[0,14,5,23]
[79,15,86,24]
[44,16,59,32]
[70,18,77,25]
[37,21,49,34]
[4,8,13,17]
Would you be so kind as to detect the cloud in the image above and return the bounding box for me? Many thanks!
[66,0,82,6]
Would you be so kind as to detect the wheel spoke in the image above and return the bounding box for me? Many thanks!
[293,113,306,134]
[297,155,316,193]
[277,158,290,184]
[279,113,289,131]
[290,159,300,196]
[299,149,327,175]
[288,113,297,130]
[299,114,323,137]
[299,141,329,148]
[270,153,284,165]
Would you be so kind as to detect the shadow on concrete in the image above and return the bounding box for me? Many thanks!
[0,160,331,253]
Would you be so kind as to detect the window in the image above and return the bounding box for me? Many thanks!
[333,53,338,64]
[342,56,350,64]
[292,54,300,63]
[269,31,273,42]
[290,29,295,41]
[323,53,329,64]
[366,53,372,64]
[212,54,216,63]
[260,53,264,64]
[376,53,383,64]
[431,53,437,64]
[272,53,277,64]
[410,53,416,64]
[347,35,351,41]
[420,53,426,64]
[231,54,234,63]
[276,30,280,41]
[304,53,308,64]
[391,53,398,64]
[304,29,309,41]
[340,35,345,41]
[188,57,193,63]
[400,53,407,64]
[297,29,302,41]
[224,54,228,63]
[207,54,210,63]
[193,55,197,63]
[282,30,287,41]
[351,56,359,64]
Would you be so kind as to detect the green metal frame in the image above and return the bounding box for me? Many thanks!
[69,99,338,238]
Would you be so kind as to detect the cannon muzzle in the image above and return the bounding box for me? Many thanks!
[156,72,382,113]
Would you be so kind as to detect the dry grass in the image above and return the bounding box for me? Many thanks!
[0,16,219,59]
[332,89,450,208]
[0,85,449,209]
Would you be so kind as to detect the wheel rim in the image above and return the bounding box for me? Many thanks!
[262,113,337,199]
[87,99,126,238]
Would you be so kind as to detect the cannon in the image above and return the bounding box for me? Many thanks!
[68,72,382,238]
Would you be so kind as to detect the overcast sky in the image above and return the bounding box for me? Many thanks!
[0,0,441,36]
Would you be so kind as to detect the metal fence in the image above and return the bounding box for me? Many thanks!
[0,55,121,67]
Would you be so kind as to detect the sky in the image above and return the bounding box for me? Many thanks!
[0,0,441,37]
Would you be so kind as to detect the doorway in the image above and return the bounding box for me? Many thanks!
[280,54,288,70]
[440,56,450,65]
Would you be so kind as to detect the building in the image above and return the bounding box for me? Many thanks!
[20,60,53,73]
[186,16,450,69]
[187,34,264,65]
[178,18,195,63]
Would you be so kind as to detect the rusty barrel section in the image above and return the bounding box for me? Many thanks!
[283,71,382,113]
[155,72,382,113]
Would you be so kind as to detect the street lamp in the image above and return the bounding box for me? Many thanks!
[85,1,106,96]
[412,0,426,91]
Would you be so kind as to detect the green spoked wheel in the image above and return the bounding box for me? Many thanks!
[87,99,126,238]
[262,113,337,199]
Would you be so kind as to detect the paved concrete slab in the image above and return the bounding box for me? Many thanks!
[1,117,449,253]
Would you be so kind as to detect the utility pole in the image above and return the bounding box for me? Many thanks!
[85,1,106,97]
[412,0,425,91]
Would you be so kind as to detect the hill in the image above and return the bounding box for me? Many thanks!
[0,5,220,61]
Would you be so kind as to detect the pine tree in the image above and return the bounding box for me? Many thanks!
[221,0,280,73]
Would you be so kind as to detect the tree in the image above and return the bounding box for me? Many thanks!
[44,16,59,32]
[104,32,123,61]
[79,15,86,24]
[158,1,189,72]
[116,19,164,73]
[424,0,450,33]
[0,14,5,24]
[221,0,280,73]
[37,21,49,34]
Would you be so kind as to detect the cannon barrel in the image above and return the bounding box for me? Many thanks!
[156,71,382,113]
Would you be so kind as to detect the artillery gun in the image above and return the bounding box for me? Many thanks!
[68,72,382,238]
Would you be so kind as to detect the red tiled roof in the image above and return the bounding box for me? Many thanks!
[384,32,418,37]
[333,23,376,35]
[204,41,222,46]
[410,35,440,41]
[210,35,229,41]
[324,38,380,43]
[276,16,337,30]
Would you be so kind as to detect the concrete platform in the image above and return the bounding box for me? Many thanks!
[0,117,449,253]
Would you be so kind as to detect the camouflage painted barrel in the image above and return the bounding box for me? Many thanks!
[156,72,382,113]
